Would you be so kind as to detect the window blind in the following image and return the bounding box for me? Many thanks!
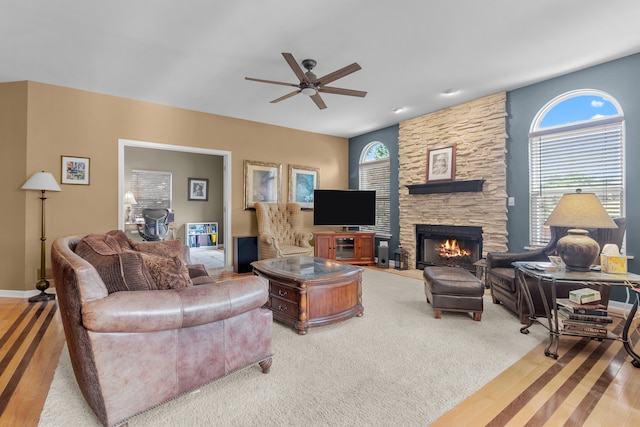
[130,170,172,219]
[529,118,624,246]
[359,159,390,235]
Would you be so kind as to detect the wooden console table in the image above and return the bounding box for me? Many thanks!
[314,231,376,265]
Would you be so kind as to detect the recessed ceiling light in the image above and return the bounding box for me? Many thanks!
[442,89,460,96]
[391,107,406,113]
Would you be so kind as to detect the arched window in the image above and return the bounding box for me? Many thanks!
[359,142,390,236]
[528,89,625,246]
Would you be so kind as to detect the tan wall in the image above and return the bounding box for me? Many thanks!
[1,82,29,291]
[398,92,508,266]
[3,81,348,292]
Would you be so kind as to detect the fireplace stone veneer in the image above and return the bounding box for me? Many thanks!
[398,92,508,267]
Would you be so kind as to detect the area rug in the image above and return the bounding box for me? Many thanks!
[39,268,546,426]
[188,247,225,272]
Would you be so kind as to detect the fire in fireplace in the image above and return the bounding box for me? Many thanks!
[415,224,482,272]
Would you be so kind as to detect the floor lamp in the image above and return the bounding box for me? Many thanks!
[22,171,61,302]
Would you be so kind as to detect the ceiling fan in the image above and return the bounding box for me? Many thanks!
[245,52,367,110]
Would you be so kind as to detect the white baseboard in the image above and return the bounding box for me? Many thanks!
[0,289,43,299]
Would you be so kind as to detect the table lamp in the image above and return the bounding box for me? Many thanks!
[544,189,617,271]
[22,171,61,302]
[124,191,137,222]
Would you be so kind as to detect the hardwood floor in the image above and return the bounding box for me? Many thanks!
[2,268,640,426]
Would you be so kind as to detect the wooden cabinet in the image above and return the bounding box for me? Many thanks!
[314,231,376,265]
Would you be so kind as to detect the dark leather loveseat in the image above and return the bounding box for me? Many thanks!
[487,218,626,324]
[51,230,273,427]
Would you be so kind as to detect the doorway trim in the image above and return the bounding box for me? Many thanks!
[118,139,233,270]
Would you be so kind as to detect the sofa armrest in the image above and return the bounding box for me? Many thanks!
[188,263,210,279]
[82,276,268,333]
[487,247,549,269]
[259,232,277,246]
[293,231,313,247]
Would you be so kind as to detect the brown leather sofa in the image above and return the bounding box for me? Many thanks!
[487,218,626,324]
[51,231,273,427]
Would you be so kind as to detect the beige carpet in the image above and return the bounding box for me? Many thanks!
[188,247,225,271]
[39,268,546,426]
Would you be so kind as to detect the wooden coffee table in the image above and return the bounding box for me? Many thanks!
[251,256,363,335]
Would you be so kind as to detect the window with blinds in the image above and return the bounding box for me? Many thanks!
[528,91,624,247]
[359,142,390,236]
[130,170,172,219]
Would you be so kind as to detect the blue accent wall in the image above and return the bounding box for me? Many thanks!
[348,125,400,256]
[507,52,640,276]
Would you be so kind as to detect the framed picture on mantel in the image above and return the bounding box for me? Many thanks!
[427,144,456,182]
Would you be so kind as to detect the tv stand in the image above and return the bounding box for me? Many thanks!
[314,231,376,265]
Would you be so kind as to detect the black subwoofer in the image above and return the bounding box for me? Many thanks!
[234,236,258,274]
[378,246,389,268]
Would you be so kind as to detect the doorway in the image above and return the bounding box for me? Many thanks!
[117,139,233,270]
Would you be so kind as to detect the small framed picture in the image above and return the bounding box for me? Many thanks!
[426,144,456,182]
[288,164,319,210]
[244,160,282,210]
[61,156,90,185]
[188,178,209,201]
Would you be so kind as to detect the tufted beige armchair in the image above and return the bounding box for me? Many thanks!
[255,202,313,259]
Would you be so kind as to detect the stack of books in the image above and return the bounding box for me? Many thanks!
[557,297,612,337]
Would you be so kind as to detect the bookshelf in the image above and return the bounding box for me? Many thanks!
[185,222,218,249]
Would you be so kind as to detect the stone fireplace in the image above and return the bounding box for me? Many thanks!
[398,92,509,268]
[415,224,483,272]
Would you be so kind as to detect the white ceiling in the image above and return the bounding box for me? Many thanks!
[2,1,640,138]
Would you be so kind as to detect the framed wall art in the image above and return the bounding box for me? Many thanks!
[61,156,90,185]
[244,160,282,209]
[426,144,456,182]
[288,164,319,210]
[188,177,209,201]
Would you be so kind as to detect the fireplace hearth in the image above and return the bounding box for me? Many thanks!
[415,224,483,272]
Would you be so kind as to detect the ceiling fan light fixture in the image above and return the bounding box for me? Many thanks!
[301,86,317,96]
[442,88,460,96]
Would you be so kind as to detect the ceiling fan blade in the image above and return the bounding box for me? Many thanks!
[245,77,299,88]
[270,90,301,103]
[318,86,367,97]
[316,63,361,86]
[310,92,327,110]
[282,52,310,84]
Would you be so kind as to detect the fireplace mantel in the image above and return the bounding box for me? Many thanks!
[406,179,484,195]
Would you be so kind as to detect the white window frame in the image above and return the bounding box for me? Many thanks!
[359,141,391,237]
[528,89,625,247]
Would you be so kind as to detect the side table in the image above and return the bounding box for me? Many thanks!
[514,262,640,367]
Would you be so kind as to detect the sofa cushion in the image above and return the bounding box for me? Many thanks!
[132,239,187,263]
[106,229,135,251]
[124,248,193,290]
[75,234,157,293]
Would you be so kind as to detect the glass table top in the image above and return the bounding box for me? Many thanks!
[513,261,640,284]
[251,256,362,279]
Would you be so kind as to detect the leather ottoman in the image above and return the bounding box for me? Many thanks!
[423,266,484,321]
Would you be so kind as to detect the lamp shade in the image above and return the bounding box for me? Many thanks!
[124,191,138,205]
[544,191,617,229]
[22,171,61,192]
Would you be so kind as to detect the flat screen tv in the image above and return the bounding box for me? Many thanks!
[313,189,376,226]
